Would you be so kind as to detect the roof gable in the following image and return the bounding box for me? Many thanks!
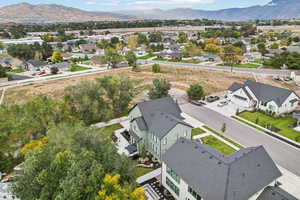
[162,138,282,200]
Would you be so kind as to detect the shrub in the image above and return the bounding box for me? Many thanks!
[152,64,161,73]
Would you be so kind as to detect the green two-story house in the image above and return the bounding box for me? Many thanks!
[128,97,192,160]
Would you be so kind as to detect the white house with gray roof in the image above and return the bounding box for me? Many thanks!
[161,138,282,200]
[228,80,299,115]
[128,97,192,160]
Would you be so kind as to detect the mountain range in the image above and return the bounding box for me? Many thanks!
[120,0,300,21]
[0,0,299,23]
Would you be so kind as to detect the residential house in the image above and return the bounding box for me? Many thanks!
[161,138,282,200]
[79,43,97,53]
[24,60,47,71]
[200,54,221,62]
[128,97,192,160]
[228,80,299,115]
[244,52,262,62]
[157,52,182,60]
[49,62,70,72]
[237,55,250,64]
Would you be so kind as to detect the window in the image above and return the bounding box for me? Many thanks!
[166,177,180,196]
[188,186,202,200]
[164,138,167,145]
[167,167,180,184]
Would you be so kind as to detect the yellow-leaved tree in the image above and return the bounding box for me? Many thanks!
[96,174,146,200]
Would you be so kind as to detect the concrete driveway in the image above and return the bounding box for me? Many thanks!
[180,103,300,178]
[204,100,240,117]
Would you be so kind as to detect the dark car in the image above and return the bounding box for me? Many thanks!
[190,100,206,106]
[207,96,220,103]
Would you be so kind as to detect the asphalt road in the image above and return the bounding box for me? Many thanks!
[181,103,300,177]
[139,60,291,76]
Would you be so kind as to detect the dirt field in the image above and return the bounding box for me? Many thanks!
[3,64,299,105]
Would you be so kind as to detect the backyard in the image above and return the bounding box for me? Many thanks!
[200,135,236,155]
[70,65,90,72]
[219,63,260,69]
[238,111,300,142]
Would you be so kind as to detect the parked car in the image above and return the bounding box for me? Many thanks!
[207,96,220,102]
[37,71,46,75]
[217,100,229,107]
[190,100,206,106]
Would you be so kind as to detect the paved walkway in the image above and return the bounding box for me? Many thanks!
[136,168,161,184]
[115,128,130,156]
[92,116,128,128]
[0,88,5,105]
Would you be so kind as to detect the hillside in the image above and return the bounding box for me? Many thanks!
[0,3,134,23]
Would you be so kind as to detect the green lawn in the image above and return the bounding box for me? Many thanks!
[153,57,169,61]
[99,123,123,138]
[203,126,244,149]
[135,167,154,177]
[70,65,90,72]
[238,111,300,142]
[9,69,25,73]
[201,135,236,155]
[232,116,265,132]
[219,63,260,69]
[192,128,206,137]
[138,53,157,60]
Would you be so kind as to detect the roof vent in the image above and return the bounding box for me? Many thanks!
[194,145,198,149]
[218,161,222,165]
[209,156,213,159]
[257,163,261,167]
[242,173,246,177]
[201,150,206,154]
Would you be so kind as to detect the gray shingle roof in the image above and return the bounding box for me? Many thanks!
[257,186,299,200]
[162,138,282,200]
[229,80,296,106]
[134,97,191,139]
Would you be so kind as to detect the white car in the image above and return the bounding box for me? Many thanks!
[217,100,229,107]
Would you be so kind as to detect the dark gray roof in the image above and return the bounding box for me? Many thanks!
[134,97,191,139]
[27,60,47,67]
[229,80,296,106]
[134,117,147,131]
[257,186,299,200]
[228,82,244,92]
[162,138,282,200]
[50,62,70,70]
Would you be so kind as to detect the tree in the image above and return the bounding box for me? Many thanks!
[51,51,63,63]
[219,45,243,65]
[187,84,205,101]
[221,123,226,133]
[257,43,268,55]
[269,43,279,49]
[103,48,123,68]
[178,32,188,43]
[97,75,135,117]
[204,43,222,54]
[152,64,161,73]
[0,65,7,78]
[12,123,137,200]
[50,67,59,75]
[182,43,203,57]
[137,33,148,45]
[126,35,139,50]
[148,79,171,99]
[96,174,146,200]
[64,81,111,125]
[149,32,162,42]
[125,51,137,67]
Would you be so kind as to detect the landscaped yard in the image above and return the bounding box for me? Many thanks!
[238,111,300,142]
[9,68,25,73]
[99,123,123,138]
[135,167,154,177]
[201,135,236,155]
[219,63,260,69]
[70,65,90,72]
[138,53,157,60]
[192,128,206,137]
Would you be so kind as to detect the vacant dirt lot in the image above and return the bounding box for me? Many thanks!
[3,64,298,105]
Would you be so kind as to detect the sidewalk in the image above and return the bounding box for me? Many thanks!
[92,116,128,128]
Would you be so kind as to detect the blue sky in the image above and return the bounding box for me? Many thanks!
[0,0,271,11]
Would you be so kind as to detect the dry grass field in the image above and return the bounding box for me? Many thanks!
[3,64,298,105]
